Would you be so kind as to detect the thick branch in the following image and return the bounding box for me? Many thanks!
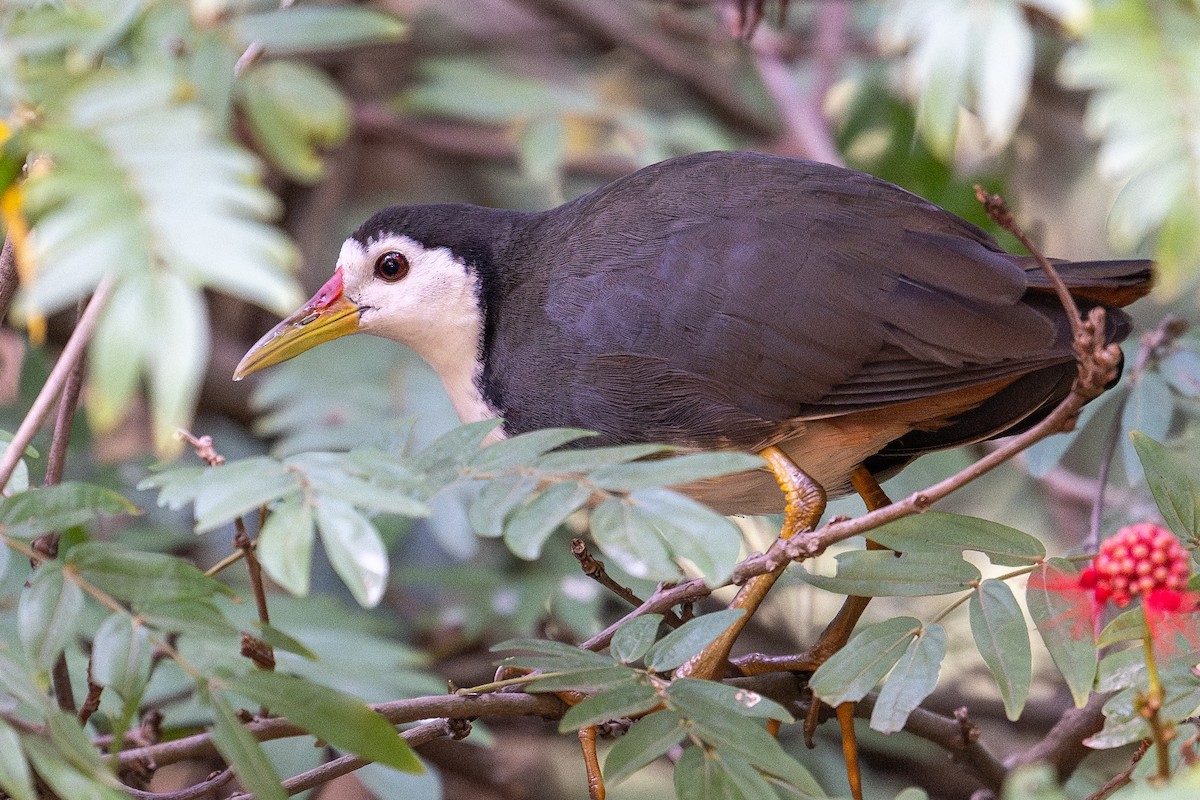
[1006,693,1109,781]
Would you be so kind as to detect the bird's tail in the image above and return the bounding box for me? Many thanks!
[1022,257,1154,307]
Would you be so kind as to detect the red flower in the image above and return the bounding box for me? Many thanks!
[1080,523,1198,651]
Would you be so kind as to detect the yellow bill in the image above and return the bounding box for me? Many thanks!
[234,269,360,380]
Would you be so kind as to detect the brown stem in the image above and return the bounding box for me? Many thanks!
[79,667,104,726]
[513,0,776,135]
[1083,740,1150,800]
[571,538,682,627]
[1006,693,1109,782]
[44,304,86,488]
[0,238,19,322]
[116,693,567,770]
[121,769,234,800]
[0,276,114,489]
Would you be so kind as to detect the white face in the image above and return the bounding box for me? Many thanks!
[337,233,500,426]
[338,234,484,372]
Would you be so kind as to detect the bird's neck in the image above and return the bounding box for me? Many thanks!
[416,207,544,433]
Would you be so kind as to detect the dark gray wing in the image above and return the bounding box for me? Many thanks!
[485,153,1133,448]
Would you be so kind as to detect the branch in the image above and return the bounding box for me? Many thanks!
[1006,693,1109,781]
[354,106,638,180]
[226,720,454,800]
[727,674,1007,790]
[0,237,18,323]
[116,692,567,770]
[750,0,846,163]
[0,276,114,489]
[513,0,776,135]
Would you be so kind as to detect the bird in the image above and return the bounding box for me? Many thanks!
[234,150,1152,800]
[234,150,1151,515]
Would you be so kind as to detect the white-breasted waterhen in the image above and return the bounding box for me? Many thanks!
[235,151,1151,794]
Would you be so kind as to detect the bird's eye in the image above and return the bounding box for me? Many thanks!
[374,251,410,282]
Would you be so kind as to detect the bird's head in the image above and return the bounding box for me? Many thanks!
[234,208,490,382]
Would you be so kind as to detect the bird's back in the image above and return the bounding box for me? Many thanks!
[479,152,1150,478]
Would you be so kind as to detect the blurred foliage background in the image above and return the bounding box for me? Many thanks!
[2,0,1200,799]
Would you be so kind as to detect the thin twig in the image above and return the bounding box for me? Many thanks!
[179,429,275,675]
[79,664,104,726]
[225,720,453,800]
[40,301,88,714]
[121,769,234,800]
[0,276,114,489]
[1083,740,1150,800]
[0,238,19,321]
[514,0,776,134]
[44,301,86,487]
[571,538,683,627]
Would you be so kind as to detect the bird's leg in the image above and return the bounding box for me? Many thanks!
[674,446,826,680]
[736,465,893,675]
[730,466,891,800]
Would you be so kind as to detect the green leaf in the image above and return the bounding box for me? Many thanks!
[589,496,678,581]
[146,271,209,452]
[644,609,746,672]
[1131,432,1200,539]
[46,710,108,778]
[252,623,318,661]
[610,614,662,664]
[868,512,1045,566]
[810,617,920,706]
[257,495,315,596]
[626,488,741,585]
[20,738,124,800]
[558,679,659,732]
[535,443,673,473]
[0,482,137,538]
[195,458,300,533]
[92,613,152,702]
[502,480,593,560]
[668,678,794,723]
[1098,608,1146,647]
[604,710,686,786]
[801,551,980,596]
[684,705,822,793]
[1001,764,1067,800]
[870,623,947,734]
[470,428,596,471]
[719,752,777,798]
[970,580,1031,720]
[141,599,238,638]
[0,651,52,710]
[19,564,84,671]
[209,691,287,800]
[0,720,36,800]
[1026,559,1096,707]
[526,666,639,693]
[68,544,233,607]
[315,497,387,607]
[1121,372,1174,484]
[590,452,763,492]
[238,60,350,183]
[413,420,503,485]
[468,473,540,538]
[232,6,406,54]
[228,671,421,772]
[674,746,725,800]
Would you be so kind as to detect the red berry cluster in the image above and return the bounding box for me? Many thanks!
[1079,523,1192,608]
